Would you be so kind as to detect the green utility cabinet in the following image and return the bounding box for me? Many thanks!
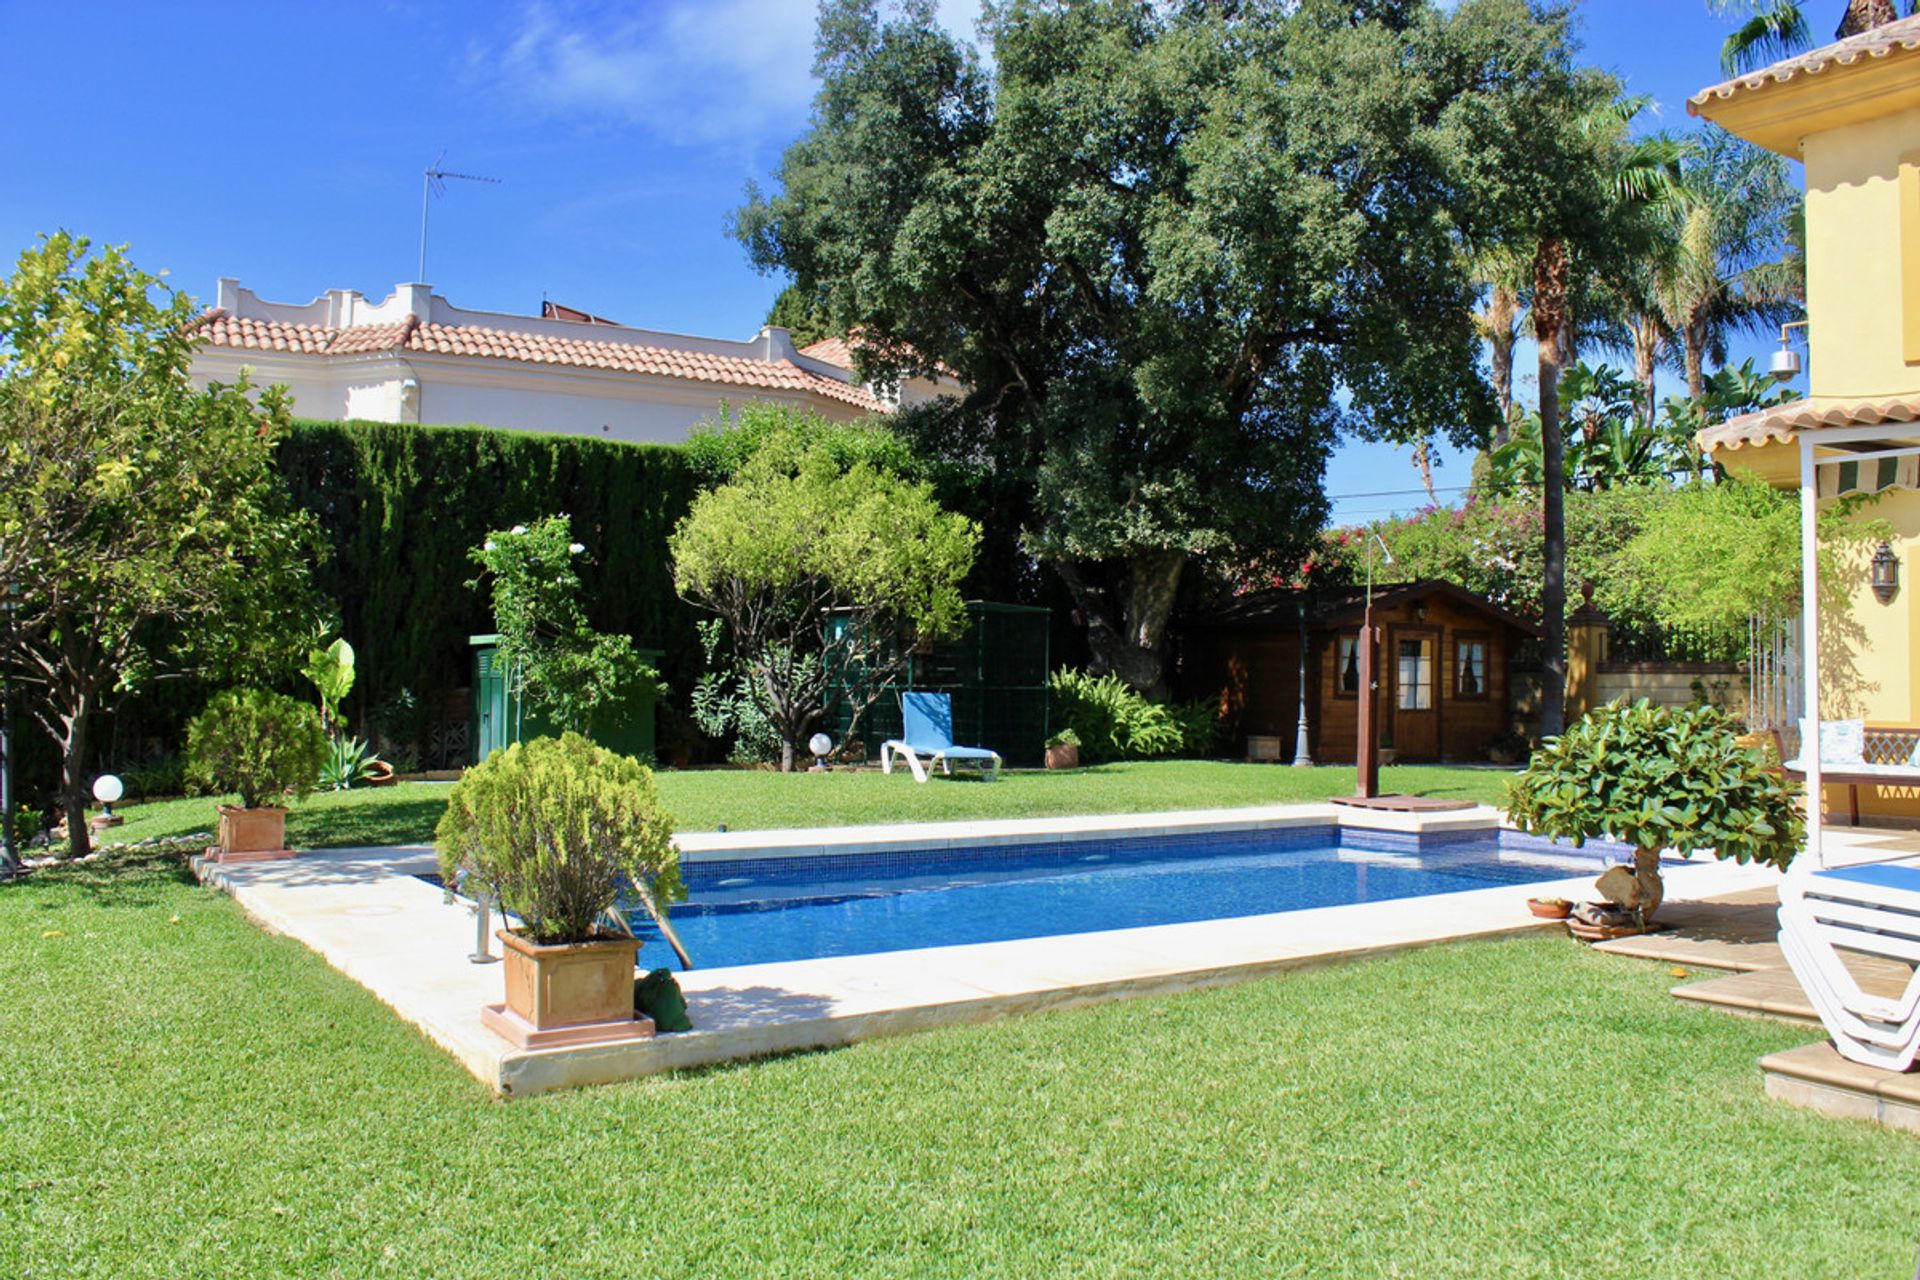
[469,635,662,764]
[822,602,1050,767]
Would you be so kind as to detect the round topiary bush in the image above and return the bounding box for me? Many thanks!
[434,733,681,945]
[185,688,328,809]
[1505,697,1803,921]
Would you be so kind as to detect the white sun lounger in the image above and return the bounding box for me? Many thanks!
[1778,863,1920,1071]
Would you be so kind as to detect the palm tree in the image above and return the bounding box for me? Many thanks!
[1663,134,1804,402]
[1602,133,1802,410]
[1472,246,1533,442]
[1713,2,1915,76]
[1531,96,1685,737]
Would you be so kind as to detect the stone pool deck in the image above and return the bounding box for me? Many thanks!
[195,802,1782,1096]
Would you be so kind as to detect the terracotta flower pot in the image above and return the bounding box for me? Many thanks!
[214,805,290,861]
[365,760,397,787]
[482,930,653,1049]
[1045,742,1081,770]
[1527,897,1573,920]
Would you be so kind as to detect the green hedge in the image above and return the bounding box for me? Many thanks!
[275,420,703,750]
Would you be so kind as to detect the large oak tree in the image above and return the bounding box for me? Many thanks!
[738,0,1597,697]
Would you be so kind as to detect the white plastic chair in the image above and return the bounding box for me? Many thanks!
[1778,863,1920,1070]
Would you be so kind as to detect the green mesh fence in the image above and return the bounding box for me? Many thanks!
[825,602,1050,767]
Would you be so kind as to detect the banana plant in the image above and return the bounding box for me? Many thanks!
[304,635,356,739]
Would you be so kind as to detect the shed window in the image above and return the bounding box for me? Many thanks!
[1396,638,1433,711]
[1456,634,1490,700]
[1336,635,1361,696]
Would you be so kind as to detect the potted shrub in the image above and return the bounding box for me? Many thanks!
[436,732,682,1048]
[186,689,328,862]
[1505,698,1802,929]
[1045,728,1081,770]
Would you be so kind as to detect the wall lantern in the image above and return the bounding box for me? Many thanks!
[1872,540,1900,605]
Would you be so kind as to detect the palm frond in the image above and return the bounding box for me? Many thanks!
[1718,5,1812,76]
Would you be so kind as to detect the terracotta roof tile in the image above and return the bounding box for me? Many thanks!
[1689,16,1920,113]
[1696,395,1920,452]
[194,312,884,413]
[798,336,855,368]
[799,331,959,383]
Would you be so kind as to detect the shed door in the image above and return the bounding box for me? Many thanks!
[474,648,508,763]
[1389,628,1441,762]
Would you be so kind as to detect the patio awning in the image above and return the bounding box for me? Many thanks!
[1696,395,1920,453]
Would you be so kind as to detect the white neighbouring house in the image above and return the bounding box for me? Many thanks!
[189,279,959,444]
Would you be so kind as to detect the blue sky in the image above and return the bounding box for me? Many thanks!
[0,0,1788,522]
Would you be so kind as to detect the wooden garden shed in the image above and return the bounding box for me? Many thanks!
[1174,581,1541,764]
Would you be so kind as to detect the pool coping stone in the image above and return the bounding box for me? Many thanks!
[193,801,1778,1096]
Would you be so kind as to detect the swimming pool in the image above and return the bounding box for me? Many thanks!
[615,825,1631,972]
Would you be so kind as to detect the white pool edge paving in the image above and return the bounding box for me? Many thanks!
[192,803,1781,1096]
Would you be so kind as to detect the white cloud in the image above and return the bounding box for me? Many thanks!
[488,0,985,147]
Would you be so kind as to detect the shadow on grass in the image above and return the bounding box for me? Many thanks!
[285,796,449,849]
[2,843,199,906]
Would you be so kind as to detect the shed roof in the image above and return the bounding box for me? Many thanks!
[1188,580,1542,638]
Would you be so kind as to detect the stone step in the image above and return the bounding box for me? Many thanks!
[1762,1042,1920,1134]
[1672,969,1822,1026]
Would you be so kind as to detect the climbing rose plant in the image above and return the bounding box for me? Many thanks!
[469,515,659,737]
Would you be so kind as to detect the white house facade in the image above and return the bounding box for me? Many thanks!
[189,279,912,444]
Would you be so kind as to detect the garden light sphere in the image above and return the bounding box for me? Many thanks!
[92,774,124,805]
[808,733,833,758]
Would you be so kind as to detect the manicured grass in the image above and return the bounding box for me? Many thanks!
[3,847,1915,1278]
[92,760,1514,849]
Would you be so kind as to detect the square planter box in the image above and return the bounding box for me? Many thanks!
[210,806,293,864]
[482,930,654,1050]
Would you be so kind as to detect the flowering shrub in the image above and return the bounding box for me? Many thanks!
[470,515,660,736]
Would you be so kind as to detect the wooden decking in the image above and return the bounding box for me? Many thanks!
[1328,794,1478,813]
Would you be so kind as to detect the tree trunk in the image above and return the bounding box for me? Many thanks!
[778,738,796,773]
[1486,285,1518,446]
[60,692,91,859]
[1839,1,1900,40]
[1056,551,1187,701]
[1632,845,1665,922]
[1683,317,1708,404]
[1535,239,1569,739]
[1631,315,1661,432]
[1413,440,1439,505]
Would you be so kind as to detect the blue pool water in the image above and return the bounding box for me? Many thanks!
[604,826,1632,972]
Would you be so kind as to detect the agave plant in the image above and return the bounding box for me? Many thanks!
[319,735,384,791]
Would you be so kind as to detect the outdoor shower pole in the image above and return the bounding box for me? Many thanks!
[1356,603,1378,799]
[1292,600,1313,767]
[1355,535,1390,799]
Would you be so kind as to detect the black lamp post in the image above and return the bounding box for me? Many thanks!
[1,583,20,879]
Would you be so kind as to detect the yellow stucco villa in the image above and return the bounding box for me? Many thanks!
[1692,17,1920,837]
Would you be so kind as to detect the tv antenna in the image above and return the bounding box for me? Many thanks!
[418,151,501,282]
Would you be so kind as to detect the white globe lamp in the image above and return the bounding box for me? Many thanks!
[808,733,834,773]
[92,774,125,828]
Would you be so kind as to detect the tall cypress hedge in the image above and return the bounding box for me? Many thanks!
[275,420,703,746]
[29,414,1065,804]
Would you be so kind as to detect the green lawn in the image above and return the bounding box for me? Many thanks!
[3,846,1915,1278]
[92,760,1514,849]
